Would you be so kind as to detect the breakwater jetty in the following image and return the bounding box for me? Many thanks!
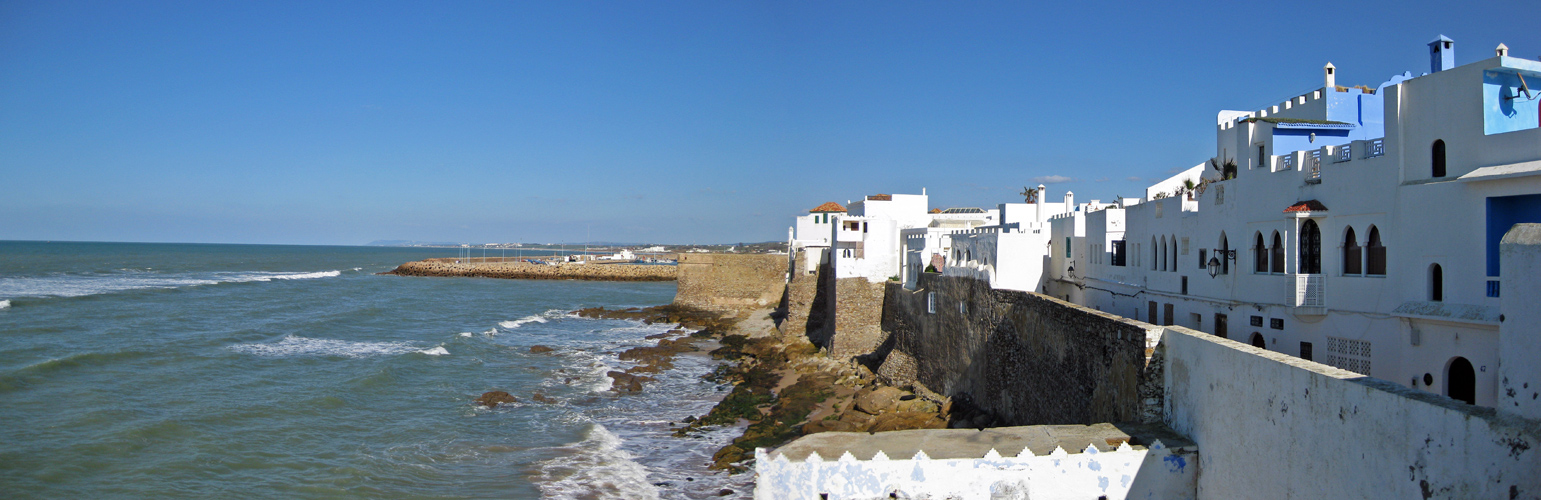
[385,258,676,281]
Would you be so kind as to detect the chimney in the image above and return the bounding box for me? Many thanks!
[1429,35,1455,73]
[1035,184,1046,222]
[1324,62,1336,89]
[1064,191,1075,212]
[1496,43,1509,57]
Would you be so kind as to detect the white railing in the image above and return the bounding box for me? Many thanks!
[1336,144,1352,163]
[1295,274,1325,308]
[1308,151,1321,180]
[1366,138,1385,158]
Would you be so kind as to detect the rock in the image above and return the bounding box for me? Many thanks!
[531,391,557,404]
[682,415,697,423]
[474,391,518,408]
[717,489,734,496]
[866,411,948,433]
[608,371,652,393]
[802,419,862,434]
[529,345,554,353]
[896,398,940,414]
[854,386,905,414]
[839,410,875,426]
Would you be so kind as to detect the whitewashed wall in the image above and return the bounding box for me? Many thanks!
[1161,325,1541,498]
[753,442,1196,500]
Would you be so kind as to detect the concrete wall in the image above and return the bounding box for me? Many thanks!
[1162,325,1541,498]
[673,253,788,311]
[878,274,1163,425]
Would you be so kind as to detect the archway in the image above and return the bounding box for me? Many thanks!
[1429,263,1443,302]
[1250,332,1266,349]
[1446,357,1475,405]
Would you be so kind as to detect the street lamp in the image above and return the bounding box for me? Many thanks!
[1207,256,1222,278]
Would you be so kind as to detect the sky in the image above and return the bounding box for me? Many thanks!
[3,1,1538,246]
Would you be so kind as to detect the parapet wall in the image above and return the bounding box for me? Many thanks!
[673,253,788,311]
[1162,326,1541,498]
[879,274,1163,425]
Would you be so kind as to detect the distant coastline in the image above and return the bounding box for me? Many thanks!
[385,258,677,281]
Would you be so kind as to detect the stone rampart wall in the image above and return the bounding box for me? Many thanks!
[387,260,675,281]
[780,251,824,340]
[1162,325,1541,498]
[673,253,788,311]
[828,277,887,360]
[878,274,1162,425]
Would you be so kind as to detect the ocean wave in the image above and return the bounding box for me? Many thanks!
[0,270,343,299]
[498,309,568,330]
[229,335,425,358]
[533,424,660,500]
[419,346,449,356]
[0,300,9,309]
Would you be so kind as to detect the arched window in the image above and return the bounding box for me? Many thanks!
[1254,232,1268,273]
[1169,235,1178,271]
[1429,263,1443,301]
[965,250,971,261]
[1343,226,1362,275]
[1250,332,1267,349]
[1446,357,1475,405]
[1366,226,1386,275]
[1150,236,1158,271]
[1432,139,1447,178]
[1270,231,1286,274]
[1159,238,1167,271]
[1218,232,1229,275]
[1299,220,1321,274]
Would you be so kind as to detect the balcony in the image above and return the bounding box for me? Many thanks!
[1294,274,1325,316]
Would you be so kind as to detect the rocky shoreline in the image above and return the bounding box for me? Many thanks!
[385,258,676,281]
[544,303,955,475]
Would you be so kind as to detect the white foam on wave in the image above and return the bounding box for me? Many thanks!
[229,335,424,358]
[533,424,660,500]
[419,346,449,356]
[0,300,9,310]
[499,314,550,330]
[458,332,473,338]
[0,269,343,299]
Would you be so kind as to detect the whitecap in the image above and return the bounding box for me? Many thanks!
[420,346,449,356]
[458,332,473,338]
[499,315,549,330]
[229,335,423,358]
[0,300,9,310]
[533,424,660,500]
[0,269,343,299]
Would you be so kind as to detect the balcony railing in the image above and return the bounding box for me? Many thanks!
[1307,151,1321,182]
[1295,274,1325,308]
[1366,138,1385,158]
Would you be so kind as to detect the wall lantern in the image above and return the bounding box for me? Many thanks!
[1207,249,1237,278]
[1066,263,1076,279]
[1207,256,1222,278]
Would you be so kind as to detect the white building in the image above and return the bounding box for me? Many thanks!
[1047,37,1541,408]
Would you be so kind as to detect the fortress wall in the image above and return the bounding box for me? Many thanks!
[1162,325,1541,498]
[878,274,1163,425]
[673,253,788,312]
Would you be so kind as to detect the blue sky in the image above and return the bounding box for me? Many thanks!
[2,1,1537,245]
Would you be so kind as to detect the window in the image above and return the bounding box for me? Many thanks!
[1064,237,1071,258]
[927,292,936,314]
[1148,301,1157,324]
[1198,248,1207,269]
[1429,263,1443,302]
[1151,236,1158,270]
[1170,235,1178,271]
[1432,139,1447,178]
[1181,276,1188,295]
[1300,342,1314,361]
[1270,232,1286,273]
[1343,226,1362,275]
[1366,226,1386,275]
[1254,233,1268,273]
[1160,238,1168,271]
[1111,240,1126,267]
[862,222,868,233]
[1218,233,1230,275]
[1299,220,1321,274]
[1250,315,1263,327]
[1270,318,1284,330]
[1163,303,1174,326]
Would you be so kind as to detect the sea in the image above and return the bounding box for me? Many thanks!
[0,241,752,499]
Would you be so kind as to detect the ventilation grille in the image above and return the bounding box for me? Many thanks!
[1325,336,1372,375]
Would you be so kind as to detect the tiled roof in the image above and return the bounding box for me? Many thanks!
[1284,200,1329,213]
[867,194,892,201]
[929,208,942,214]
[810,202,847,213]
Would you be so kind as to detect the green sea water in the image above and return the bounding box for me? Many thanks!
[0,241,746,499]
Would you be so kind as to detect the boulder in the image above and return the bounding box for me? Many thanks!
[608,371,652,393]
[529,345,554,353]
[474,391,518,408]
[854,386,906,414]
[531,391,557,404]
[896,398,940,414]
[802,419,862,435]
[866,411,948,433]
